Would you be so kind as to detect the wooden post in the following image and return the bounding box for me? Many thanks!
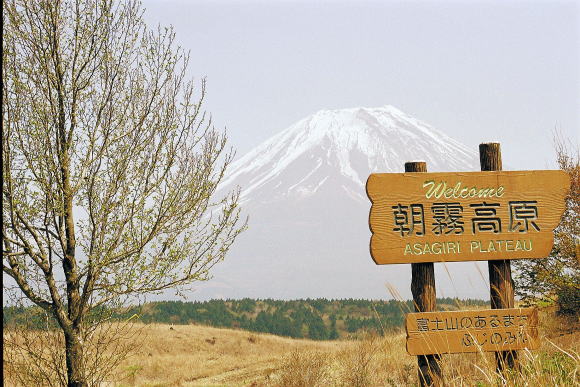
[405,161,442,387]
[479,143,518,371]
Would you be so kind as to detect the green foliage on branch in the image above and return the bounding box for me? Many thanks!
[514,136,579,315]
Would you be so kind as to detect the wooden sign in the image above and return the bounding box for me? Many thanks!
[406,308,539,356]
[367,170,569,264]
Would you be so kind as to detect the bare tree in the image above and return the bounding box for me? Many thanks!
[2,0,245,386]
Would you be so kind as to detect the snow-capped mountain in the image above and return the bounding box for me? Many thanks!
[220,105,477,206]
[196,105,489,301]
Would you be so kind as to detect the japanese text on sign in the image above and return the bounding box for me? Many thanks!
[367,171,569,264]
[405,308,539,355]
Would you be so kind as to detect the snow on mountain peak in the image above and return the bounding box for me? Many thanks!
[220,105,478,204]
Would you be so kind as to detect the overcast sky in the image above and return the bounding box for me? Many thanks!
[142,0,579,169]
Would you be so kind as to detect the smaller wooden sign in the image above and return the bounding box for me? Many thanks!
[406,308,539,356]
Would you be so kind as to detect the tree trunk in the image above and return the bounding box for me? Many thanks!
[64,327,87,387]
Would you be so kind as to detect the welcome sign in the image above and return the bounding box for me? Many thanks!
[367,170,569,264]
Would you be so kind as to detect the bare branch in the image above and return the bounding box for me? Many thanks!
[3,0,244,384]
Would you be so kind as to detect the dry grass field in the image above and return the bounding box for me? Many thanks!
[4,308,579,387]
[109,323,344,386]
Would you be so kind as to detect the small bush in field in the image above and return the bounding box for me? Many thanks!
[337,334,379,387]
[275,350,329,387]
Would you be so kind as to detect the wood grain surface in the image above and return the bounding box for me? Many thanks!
[405,162,442,386]
[480,142,518,371]
[406,308,539,356]
[367,170,569,264]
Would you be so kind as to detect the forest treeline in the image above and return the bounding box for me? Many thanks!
[4,298,488,340]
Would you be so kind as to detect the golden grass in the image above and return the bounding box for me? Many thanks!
[108,323,344,386]
[104,315,580,386]
[3,309,579,387]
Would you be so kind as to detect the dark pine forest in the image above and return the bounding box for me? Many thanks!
[4,298,488,340]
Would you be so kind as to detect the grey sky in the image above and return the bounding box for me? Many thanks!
[142,0,579,169]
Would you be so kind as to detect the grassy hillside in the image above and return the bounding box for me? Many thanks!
[4,308,578,386]
[4,297,489,341]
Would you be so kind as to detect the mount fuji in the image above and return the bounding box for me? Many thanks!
[195,105,491,300]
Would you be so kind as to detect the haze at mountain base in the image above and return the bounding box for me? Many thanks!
[195,105,491,300]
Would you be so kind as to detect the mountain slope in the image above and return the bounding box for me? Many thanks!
[220,105,477,206]
[198,105,489,300]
